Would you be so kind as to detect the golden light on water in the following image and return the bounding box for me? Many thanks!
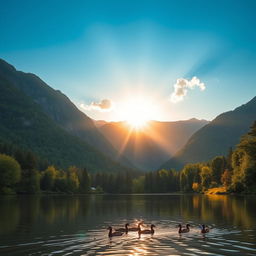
[129,246,149,256]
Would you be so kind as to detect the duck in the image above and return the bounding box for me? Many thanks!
[178,224,190,233]
[115,223,129,233]
[138,223,155,235]
[107,226,123,237]
[128,222,140,232]
[201,224,209,233]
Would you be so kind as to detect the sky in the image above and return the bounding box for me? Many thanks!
[0,0,256,122]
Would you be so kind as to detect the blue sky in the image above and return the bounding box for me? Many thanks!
[1,0,256,121]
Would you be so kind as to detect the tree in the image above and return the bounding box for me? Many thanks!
[0,154,21,194]
[144,172,153,193]
[67,166,80,192]
[158,169,169,192]
[166,169,180,192]
[54,170,68,192]
[123,171,132,193]
[132,176,145,193]
[41,166,57,191]
[221,169,232,187]
[14,149,26,170]
[226,147,233,170]
[231,121,256,192]
[211,156,226,184]
[24,152,37,170]
[78,168,90,193]
[180,164,201,192]
[26,169,40,193]
[18,169,40,194]
[248,120,256,136]
[200,166,212,190]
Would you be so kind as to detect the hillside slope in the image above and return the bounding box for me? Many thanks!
[97,119,208,170]
[160,97,256,170]
[0,68,134,172]
[0,59,132,167]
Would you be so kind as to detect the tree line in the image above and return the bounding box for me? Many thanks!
[1,121,256,194]
[92,120,256,194]
[0,142,91,194]
[177,121,256,193]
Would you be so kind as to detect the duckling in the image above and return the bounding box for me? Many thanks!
[107,226,123,237]
[201,224,209,233]
[138,223,155,235]
[178,224,190,233]
[115,223,129,233]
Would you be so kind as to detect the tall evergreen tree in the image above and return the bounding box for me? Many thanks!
[79,168,91,193]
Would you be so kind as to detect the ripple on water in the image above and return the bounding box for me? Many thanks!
[1,220,256,256]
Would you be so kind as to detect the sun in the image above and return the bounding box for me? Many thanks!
[126,113,148,129]
[121,97,155,129]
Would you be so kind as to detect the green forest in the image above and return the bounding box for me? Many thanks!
[1,121,256,195]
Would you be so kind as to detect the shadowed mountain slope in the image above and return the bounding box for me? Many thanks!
[96,119,208,171]
[0,58,132,168]
[160,97,256,170]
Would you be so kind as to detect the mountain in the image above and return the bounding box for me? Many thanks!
[160,97,256,170]
[96,119,208,171]
[0,59,132,168]
[94,120,108,128]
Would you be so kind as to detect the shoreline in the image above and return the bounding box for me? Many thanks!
[1,191,256,196]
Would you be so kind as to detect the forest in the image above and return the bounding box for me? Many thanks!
[0,121,256,194]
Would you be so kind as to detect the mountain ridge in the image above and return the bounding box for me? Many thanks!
[160,96,256,170]
[0,58,133,168]
[96,118,208,170]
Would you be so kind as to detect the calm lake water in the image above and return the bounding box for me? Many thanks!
[0,194,256,256]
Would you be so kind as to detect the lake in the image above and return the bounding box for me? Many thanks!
[0,194,256,256]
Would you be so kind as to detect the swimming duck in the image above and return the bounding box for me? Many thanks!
[115,223,129,233]
[178,224,190,233]
[128,222,140,232]
[201,224,209,233]
[107,226,123,237]
[138,223,155,235]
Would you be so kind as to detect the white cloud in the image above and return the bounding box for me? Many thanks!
[170,76,205,103]
[80,99,114,112]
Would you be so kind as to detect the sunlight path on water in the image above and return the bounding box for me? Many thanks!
[0,195,256,256]
[13,219,254,256]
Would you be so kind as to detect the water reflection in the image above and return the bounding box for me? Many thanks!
[0,194,256,232]
[0,194,255,255]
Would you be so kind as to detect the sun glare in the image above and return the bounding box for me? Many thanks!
[121,97,155,129]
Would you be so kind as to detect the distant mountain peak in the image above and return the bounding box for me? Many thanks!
[97,119,208,171]
[188,117,208,122]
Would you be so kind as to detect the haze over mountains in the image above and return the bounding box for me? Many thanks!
[0,59,133,172]
[95,119,208,170]
[0,58,255,173]
[161,96,256,170]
